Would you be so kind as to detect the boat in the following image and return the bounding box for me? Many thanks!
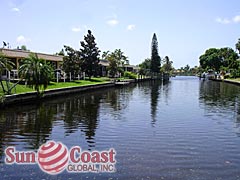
[114,81,130,86]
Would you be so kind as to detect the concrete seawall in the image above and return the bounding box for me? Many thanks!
[1,78,168,107]
[1,82,114,106]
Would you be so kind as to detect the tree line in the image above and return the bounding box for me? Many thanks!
[199,38,240,78]
[61,30,131,79]
[1,31,174,97]
[0,30,132,96]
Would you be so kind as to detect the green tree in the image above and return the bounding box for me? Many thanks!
[139,58,151,75]
[80,30,101,78]
[21,45,28,51]
[0,53,14,94]
[112,49,128,67]
[236,38,240,54]
[63,45,81,77]
[150,33,161,73]
[57,48,65,56]
[101,51,110,59]
[199,47,239,72]
[104,49,129,77]
[220,47,239,69]
[0,53,14,74]
[106,54,118,78]
[113,49,129,75]
[161,56,173,73]
[184,64,190,72]
[199,48,223,71]
[18,53,53,96]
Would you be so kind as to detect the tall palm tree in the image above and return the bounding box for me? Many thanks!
[101,51,110,59]
[19,53,53,96]
[0,53,14,94]
[0,52,14,74]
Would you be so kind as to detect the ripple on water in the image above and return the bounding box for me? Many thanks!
[0,77,240,179]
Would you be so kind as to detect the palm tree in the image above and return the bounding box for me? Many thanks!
[162,56,173,74]
[114,49,128,66]
[0,53,14,73]
[102,51,110,59]
[0,53,14,94]
[18,53,53,96]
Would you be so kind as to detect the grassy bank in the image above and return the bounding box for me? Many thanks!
[0,77,110,96]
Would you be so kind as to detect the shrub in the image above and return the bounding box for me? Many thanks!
[123,71,137,79]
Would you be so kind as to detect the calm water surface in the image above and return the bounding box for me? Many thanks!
[0,76,240,180]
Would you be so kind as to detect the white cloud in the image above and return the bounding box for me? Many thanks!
[11,7,20,12]
[16,35,30,43]
[71,27,81,32]
[233,15,240,23]
[127,24,135,31]
[215,17,231,24]
[107,19,119,26]
[216,15,240,24]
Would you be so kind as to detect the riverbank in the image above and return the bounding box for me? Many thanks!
[0,77,110,96]
[0,77,167,107]
[0,82,115,107]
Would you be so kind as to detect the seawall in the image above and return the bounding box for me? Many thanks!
[1,82,114,107]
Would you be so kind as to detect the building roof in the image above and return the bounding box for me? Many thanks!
[99,59,139,69]
[0,48,63,62]
[99,59,109,66]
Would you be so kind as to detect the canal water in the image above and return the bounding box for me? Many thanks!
[0,76,240,180]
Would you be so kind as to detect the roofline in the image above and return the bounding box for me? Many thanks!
[0,48,63,61]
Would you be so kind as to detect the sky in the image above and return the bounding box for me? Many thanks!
[0,0,240,68]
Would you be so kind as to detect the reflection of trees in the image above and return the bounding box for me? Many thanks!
[0,84,138,158]
[150,81,162,124]
[62,93,101,148]
[199,81,239,109]
[199,80,240,128]
[0,104,54,160]
[137,80,171,125]
[105,84,136,112]
[162,80,171,105]
[23,104,55,149]
[0,92,102,155]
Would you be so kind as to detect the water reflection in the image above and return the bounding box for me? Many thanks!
[199,80,240,131]
[104,84,135,111]
[0,86,138,158]
[149,80,171,125]
[150,81,161,124]
[62,94,101,147]
[0,104,54,159]
[1,78,240,179]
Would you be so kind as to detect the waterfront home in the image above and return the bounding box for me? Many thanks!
[0,48,63,79]
[0,48,139,79]
[99,59,139,76]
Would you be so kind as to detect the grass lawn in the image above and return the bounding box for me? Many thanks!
[0,77,110,96]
